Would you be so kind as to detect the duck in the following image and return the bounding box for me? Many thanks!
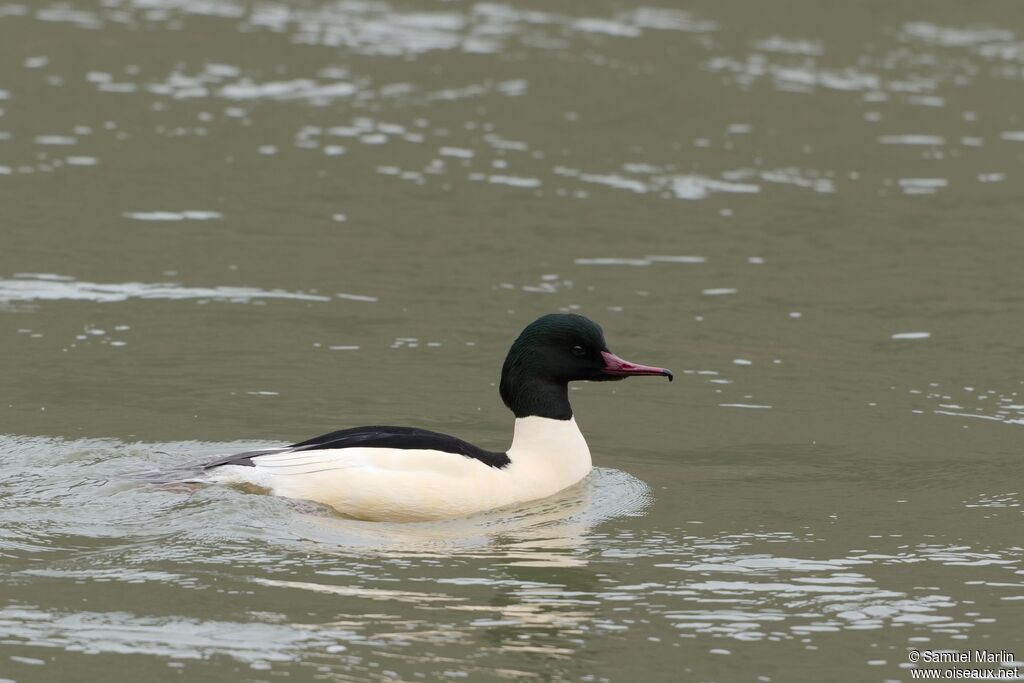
[200,313,672,521]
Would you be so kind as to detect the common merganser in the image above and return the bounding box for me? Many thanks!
[201,313,672,521]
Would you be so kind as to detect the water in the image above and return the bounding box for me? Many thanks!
[2,1,1024,680]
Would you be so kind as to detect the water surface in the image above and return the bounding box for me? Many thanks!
[2,1,1024,681]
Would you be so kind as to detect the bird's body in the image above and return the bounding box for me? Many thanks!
[199,314,671,521]
[204,416,591,521]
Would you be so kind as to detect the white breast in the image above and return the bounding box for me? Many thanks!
[204,417,592,521]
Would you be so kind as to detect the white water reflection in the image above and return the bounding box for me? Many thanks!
[275,466,652,568]
[3,0,1022,212]
[0,605,360,665]
[15,0,1008,207]
[0,274,333,303]
[897,379,1024,426]
[899,178,947,195]
[42,1,716,59]
[245,3,717,57]
[555,165,772,200]
[123,210,222,221]
[219,79,356,101]
[575,255,706,266]
[901,22,1014,48]
[878,134,945,145]
[755,35,823,56]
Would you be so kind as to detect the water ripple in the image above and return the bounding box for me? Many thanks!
[0,274,343,304]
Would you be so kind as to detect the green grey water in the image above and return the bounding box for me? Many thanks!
[1,1,1023,681]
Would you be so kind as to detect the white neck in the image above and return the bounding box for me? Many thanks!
[505,416,592,500]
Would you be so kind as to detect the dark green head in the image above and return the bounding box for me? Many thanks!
[499,313,672,420]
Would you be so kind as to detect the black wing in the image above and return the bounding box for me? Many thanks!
[204,425,510,470]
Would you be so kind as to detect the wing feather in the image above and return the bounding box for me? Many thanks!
[204,425,510,470]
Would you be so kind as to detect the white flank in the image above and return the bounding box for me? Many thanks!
[204,417,592,522]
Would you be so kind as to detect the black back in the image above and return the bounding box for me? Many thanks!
[204,425,510,469]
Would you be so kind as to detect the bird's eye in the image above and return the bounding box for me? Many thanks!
[571,345,586,357]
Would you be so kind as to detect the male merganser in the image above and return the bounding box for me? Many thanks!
[202,313,672,521]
